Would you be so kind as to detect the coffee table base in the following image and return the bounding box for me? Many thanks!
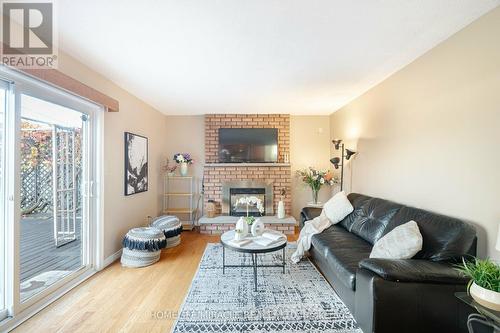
[222,246,286,291]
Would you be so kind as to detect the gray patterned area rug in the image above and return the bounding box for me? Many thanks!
[172,243,361,333]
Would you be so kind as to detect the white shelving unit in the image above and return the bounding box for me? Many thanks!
[163,175,196,230]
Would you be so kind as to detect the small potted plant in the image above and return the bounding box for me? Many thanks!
[173,153,193,176]
[456,257,500,310]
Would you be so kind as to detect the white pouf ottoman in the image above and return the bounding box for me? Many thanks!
[151,215,182,248]
[121,227,166,268]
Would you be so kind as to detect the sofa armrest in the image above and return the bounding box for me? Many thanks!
[299,207,322,228]
[359,258,468,285]
[355,267,471,333]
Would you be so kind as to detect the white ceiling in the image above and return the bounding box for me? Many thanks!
[58,0,499,115]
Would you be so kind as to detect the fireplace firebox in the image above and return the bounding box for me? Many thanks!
[230,188,266,216]
[222,181,274,216]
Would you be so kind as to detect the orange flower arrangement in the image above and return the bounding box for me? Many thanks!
[296,167,337,204]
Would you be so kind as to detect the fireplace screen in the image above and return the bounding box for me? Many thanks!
[230,188,266,216]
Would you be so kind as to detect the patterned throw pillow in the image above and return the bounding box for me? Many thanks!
[369,220,423,259]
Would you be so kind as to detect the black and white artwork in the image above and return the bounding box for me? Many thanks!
[124,132,148,195]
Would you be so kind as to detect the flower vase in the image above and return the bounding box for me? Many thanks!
[179,162,188,176]
[251,218,265,236]
[235,217,249,237]
[311,187,319,204]
[277,200,285,219]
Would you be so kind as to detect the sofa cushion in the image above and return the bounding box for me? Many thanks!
[311,225,372,290]
[338,193,371,231]
[385,206,476,261]
[342,195,403,245]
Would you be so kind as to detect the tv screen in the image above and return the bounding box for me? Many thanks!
[218,128,278,163]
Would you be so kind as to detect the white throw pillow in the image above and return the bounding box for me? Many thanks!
[370,221,423,259]
[322,191,354,224]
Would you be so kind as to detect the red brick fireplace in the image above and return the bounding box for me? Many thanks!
[203,114,292,216]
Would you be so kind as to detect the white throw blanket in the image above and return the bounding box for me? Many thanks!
[291,212,331,263]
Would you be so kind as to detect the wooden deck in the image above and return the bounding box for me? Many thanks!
[20,214,82,283]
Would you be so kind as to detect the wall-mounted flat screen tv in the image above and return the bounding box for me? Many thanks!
[218,128,278,163]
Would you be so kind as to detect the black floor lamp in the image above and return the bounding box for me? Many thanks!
[330,139,356,191]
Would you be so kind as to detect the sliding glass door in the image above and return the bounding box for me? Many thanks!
[0,67,102,326]
[19,94,89,302]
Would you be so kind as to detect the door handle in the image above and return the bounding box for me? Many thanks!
[82,181,94,197]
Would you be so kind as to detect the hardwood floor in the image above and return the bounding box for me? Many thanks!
[14,229,298,333]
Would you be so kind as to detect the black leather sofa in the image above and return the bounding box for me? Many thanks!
[300,193,477,333]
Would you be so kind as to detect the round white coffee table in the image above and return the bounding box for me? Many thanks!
[220,230,287,291]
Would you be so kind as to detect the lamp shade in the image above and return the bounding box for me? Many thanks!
[332,139,342,150]
[496,224,500,251]
[345,149,356,160]
[330,157,340,169]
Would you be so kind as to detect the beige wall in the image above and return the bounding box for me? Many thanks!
[290,116,332,219]
[163,115,205,195]
[57,52,169,259]
[329,7,500,259]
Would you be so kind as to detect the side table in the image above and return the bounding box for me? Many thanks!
[455,292,500,333]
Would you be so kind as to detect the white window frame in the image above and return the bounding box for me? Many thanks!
[0,79,11,322]
[0,66,104,331]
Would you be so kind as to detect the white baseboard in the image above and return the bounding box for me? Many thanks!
[100,249,122,270]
